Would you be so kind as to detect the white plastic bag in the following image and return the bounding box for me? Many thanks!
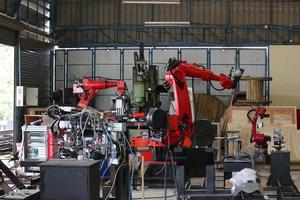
[229,168,263,195]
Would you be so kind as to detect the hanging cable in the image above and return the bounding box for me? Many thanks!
[104,163,127,200]
[209,80,226,91]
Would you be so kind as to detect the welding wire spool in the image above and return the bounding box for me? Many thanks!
[240,77,272,101]
[247,79,263,101]
[141,156,145,200]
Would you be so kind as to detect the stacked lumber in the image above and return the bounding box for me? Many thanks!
[219,94,235,136]
[227,106,300,162]
[0,131,12,155]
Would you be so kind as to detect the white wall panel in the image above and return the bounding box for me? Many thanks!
[96,50,121,64]
[95,49,121,110]
[181,49,207,65]
[56,66,64,82]
[270,45,300,107]
[182,49,208,93]
[211,49,236,95]
[211,49,236,65]
[55,50,65,90]
[239,49,266,93]
[153,49,178,81]
[67,50,92,87]
[54,47,268,109]
[68,50,92,64]
[95,65,120,79]
[67,64,92,87]
[94,95,115,111]
[55,50,65,65]
[56,81,64,90]
[240,49,265,65]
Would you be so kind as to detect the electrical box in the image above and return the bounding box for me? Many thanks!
[21,125,48,172]
[16,86,38,107]
[40,160,100,200]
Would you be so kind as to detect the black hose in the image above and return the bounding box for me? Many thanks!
[247,109,256,143]
[50,117,60,136]
[46,105,61,118]
[247,109,255,123]
[209,81,226,91]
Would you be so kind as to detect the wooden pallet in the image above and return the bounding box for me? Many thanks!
[234,100,272,106]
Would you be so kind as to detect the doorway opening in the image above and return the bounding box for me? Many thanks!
[0,44,14,131]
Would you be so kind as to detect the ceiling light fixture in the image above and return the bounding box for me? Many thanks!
[144,21,190,27]
[122,0,180,4]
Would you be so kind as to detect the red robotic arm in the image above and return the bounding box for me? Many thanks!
[165,59,243,147]
[247,107,271,149]
[73,77,126,108]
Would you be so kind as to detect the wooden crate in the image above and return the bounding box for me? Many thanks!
[227,106,300,162]
[24,107,45,115]
[24,115,43,125]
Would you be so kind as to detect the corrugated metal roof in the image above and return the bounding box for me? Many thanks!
[56,0,300,26]
[54,0,300,46]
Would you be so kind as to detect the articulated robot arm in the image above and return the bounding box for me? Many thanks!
[247,107,271,149]
[164,59,244,147]
[73,77,127,108]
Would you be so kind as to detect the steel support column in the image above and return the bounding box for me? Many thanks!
[50,0,57,36]
[206,49,211,95]
[236,49,240,91]
[92,48,96,78]
[63,50,68,88]
[13,36,22,155]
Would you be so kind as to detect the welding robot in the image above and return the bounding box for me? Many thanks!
[130,58,244,197]
[247,106,271,164]
[72,57,244,199]
[131,58,243,152]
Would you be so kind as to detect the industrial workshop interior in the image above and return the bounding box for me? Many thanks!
[1,0,300,199]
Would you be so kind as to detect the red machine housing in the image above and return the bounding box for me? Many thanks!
[165,61,237,147]
[73,77,127,107]
[131,60,242,155]
[47,130,56,160]
[247,107,271,149]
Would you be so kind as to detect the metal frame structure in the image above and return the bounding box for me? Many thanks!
[52,47,269,106]
[0,1,53,56]
[54,24,300,48]
[52,0,300,47]
[1,0,51,154]
[0,0,50,36]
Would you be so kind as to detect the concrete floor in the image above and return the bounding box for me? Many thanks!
[132,188,177,200]
[132,165,300,200]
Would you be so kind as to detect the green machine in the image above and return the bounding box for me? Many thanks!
[132,44,160,112]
